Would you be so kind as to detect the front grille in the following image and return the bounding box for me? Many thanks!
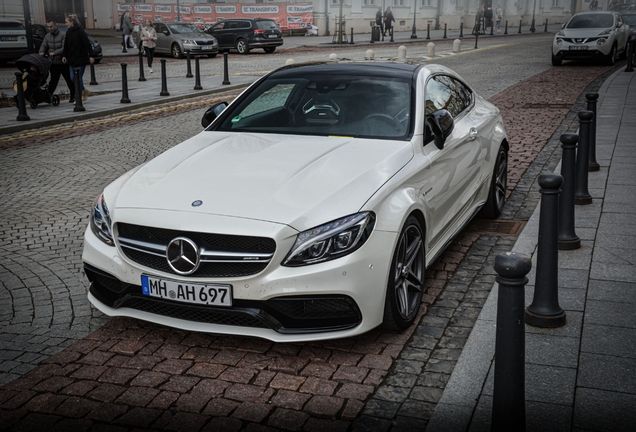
[116,223,276,278]
[267,297,359,320]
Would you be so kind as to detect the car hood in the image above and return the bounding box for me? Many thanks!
[111,132,413,231]
[181,32,215,40]
[560,28,615,37]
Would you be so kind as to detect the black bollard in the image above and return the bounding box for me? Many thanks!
[194,56,202,90]
[160,58,170,96]
[586,93,600,172]
[222,52,231,85]
[526,174,566,328]
[350,27,354,44]
[626,40,634,72]
[138,51,146,82]
[14,72,30,121]
[459,22,463,38]
[443,23,447,39]
[504,20,508,35]
[390,27,394,42]
[492,252,531,432]
[73,67,85,112]
[558,133,581,250]
[426,23,430,40]
[575,111,593,205]
[544,18,549,32]
[518,20,522,34]
[490,21,494,35]
[186,51,193,78]
[89,63,98,85]
[475,31,479,49]
[120,63,131,103]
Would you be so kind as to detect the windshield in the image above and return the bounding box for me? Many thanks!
[623,15,636,26]
[213,74,412,139]
[168,23,202,34]
[567,14,615,28]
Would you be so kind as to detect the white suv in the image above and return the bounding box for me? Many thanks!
[552,11,630,66]
[0,18,28,63]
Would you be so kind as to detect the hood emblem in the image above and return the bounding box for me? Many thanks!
[192,200,203,207]
[166,237,200,275]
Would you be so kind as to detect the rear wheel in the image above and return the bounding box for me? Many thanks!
[551,54,562,66]
[263,47,276,54]
[383,216,425,330]
[171,43,183,59]
[235,39,249,54]
[479,145,508,219]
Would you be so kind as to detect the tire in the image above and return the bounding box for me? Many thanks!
[551,54,562,66]
[479,146,508,219]
[382,215,425,330]
[172,43,183,59]
[263,47,276,54]
[51,95,60,106]
[619,42,629,60]
[235,39,249,54]
[30,102,37,109]
[605,44,617,65]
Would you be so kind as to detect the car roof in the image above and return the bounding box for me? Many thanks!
[271,62,420,80]
[572,11,617,16]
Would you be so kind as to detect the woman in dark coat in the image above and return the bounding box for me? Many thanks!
[62,15,94,103]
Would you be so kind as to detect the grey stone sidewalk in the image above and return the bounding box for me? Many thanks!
[426,68,636,431]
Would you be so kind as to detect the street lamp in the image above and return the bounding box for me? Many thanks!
[530,0,537,33]
[411,0,418,39]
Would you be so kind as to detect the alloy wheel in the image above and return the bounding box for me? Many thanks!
[393,223,425,321]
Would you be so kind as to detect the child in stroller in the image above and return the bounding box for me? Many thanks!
[13,53,61,109]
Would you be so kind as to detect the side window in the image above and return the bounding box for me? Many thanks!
[424,75,472,119]
[241,21,251,29]
[227,21,239,29]
[155,24,166,34]
[232,84,296,122]
[213,22,225,30]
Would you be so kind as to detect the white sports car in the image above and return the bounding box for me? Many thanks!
[83,62,509,342]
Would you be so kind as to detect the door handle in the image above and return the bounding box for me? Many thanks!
[469,128,478,140]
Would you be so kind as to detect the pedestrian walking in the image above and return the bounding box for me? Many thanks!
[495,4,503,32]
[589,0,599,10]
[484,6,494,33]
[122,11,135,53]
[383,7,395,38]
[140,20,157,73]
[38,20,75,103]
[61,14,94,103]
[375,7,384,37]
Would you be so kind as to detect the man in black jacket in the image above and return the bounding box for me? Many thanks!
[61,15,94,103]
[39,20,75,103]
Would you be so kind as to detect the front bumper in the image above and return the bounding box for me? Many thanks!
[184,43,219,55]
[553,37,611,60]
[82,222,398,342]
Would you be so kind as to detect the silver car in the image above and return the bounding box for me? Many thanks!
[552,11,630,66]
[150,22,219,59]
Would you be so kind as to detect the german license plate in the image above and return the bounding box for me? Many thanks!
[569,46,588,50]
[1,36,17,41]
[201,45,212,50]
[141,275,232,307]
[268,34,277,38]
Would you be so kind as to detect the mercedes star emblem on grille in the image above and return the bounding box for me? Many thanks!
[166,237,200,275]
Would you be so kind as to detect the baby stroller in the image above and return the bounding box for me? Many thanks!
[13,53,60,109]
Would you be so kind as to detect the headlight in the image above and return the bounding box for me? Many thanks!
[182,39,196,45]
[90,193,114,246]
[556,38,564,46]
[282,212,375,267]
[598,38,607,45]
[556,30,564,36]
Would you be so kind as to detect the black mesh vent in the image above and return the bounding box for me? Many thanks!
[116,223,275,277]
[266,297,359,320]
[121,297,270,329]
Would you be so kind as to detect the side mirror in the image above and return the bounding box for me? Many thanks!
[426,109,454,150]
[201,101,228,128]
[163,30,169,36]
[561,23,566,29]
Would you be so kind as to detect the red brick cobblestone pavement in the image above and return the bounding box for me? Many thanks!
[0,64,613,431]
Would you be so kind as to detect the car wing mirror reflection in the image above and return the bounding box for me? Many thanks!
[201,101,229,128]
[426,109,454,150]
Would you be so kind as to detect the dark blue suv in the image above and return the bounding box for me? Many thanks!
[205,18,283,54]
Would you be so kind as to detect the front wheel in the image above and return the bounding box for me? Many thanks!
[383,216,425,330]
[479,146,508,219]
[605,44,617,65]
[263,47,276,54]
[551,54,562,66]
[51,94,60,106]
[235,39,249,54]
[171,43,183,59]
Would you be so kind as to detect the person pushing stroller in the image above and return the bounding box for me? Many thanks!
[13,53,60,109]
[39,20,75,103]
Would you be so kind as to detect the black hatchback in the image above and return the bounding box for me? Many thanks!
[205,18,283,54]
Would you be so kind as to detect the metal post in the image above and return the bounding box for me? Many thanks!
[492,252,531,432]
[186,50,193,78]
[120,63,131,103]
[411,2,417,39]
[490,22,494,35]
[626,40,634,72]
[350,27,354,44]
[526,173,566,328]
[504,20,508,35]
[558,133,581,250]
[138,51,146,82]
[475,31,479,49]
[160,58,170,96]
[443,23,447,38]
[530,0,537,33]
[73,67,85,112]
[390,26,394,42]
[518,20,522,34]
[222,52,230,85]
[194,56,202,90]
[459,22,463,38]
[575,111,593,205]
[89,63,98,85]
[14,72,30,121]
[426,23,430,40]
[544,18,549,32]
[586,93,600,172]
